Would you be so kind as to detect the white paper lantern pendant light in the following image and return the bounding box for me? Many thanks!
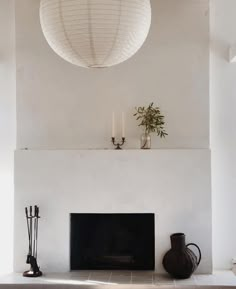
[40,0,151,68]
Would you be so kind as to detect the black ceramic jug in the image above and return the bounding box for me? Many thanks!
[163,233,201,279]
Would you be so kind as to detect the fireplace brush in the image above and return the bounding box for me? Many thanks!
[23,205,42,277]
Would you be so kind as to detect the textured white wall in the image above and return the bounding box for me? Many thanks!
[210,0,236,270]
[0,0,16,274]
[14,150,212,274]
[13,0,212,274]
[15,0,209,150]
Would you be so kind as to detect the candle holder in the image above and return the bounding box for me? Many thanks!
[112,137,125,150]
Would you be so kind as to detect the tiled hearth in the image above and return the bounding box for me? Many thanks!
[0,271,236,287]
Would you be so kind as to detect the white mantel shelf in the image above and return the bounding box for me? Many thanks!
[0,271,235,287]
[18,148,209,151]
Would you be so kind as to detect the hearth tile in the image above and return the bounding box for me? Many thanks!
[153,274,174,285]
[194,275,216,285]
[69,277,90,282]
[70,271,91,277]
[89,271,111,276]
[111,271,132,277]
[132,271,154,277]
[174,275,196,285]
[52,272,89,278]
[67,277,90,282]
[194,286,221,289]
[1,282,45,289]
[89,272,110,277]
[88,278,110,283]
[52,285,90,289]
[131,278,153,285]
[131,274,153,285]
[88,271,112,283]
[175,284,196,289]
[195,273,236,286]
[41,277,91,286]
[110,276,131,284]
[46,272,90,282]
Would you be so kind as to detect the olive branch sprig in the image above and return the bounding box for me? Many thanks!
[134,102,168,138]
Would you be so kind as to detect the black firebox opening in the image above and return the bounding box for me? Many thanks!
[70,213,155,270]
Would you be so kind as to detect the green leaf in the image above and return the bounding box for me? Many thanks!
[133,102,167,138]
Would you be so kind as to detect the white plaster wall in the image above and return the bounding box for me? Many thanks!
[0,0,16,274]
[210,0,236,270]
[14,149,212,274]
[15,0,210,150]
[14,0,212,274]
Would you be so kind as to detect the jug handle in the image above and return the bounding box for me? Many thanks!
[186,243,202,265]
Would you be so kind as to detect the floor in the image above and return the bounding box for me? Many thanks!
[0,271,236,287]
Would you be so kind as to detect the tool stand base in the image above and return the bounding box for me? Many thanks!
[23,270,42,278]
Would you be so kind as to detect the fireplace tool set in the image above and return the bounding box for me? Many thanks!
[23,205,42,277]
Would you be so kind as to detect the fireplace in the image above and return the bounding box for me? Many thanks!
[70,213,155,270]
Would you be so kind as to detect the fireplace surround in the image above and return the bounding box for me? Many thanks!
[14,150,212,273]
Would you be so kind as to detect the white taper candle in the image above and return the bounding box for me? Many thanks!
[112,112,115,138]
[122,112,125,138]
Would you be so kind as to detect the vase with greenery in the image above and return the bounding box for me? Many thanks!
[134,102,168,149]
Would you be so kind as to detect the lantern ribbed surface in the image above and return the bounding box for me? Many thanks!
[40,0,151,68]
